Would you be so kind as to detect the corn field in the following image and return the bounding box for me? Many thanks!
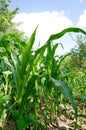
[0,26,86,130]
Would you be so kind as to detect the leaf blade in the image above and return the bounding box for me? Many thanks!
[50,77,78,121]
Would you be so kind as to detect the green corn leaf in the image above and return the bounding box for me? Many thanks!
[16,27,38,101]
[0,51,6,57]
[7,33,21,42]
[1,35,12,56]
[47,27,86,43]
[21,26,38,75]
[52,44,58,57]
[57,53,71,67]
[3,56,18,92]
[2,70,12,75]
[35,44,47,56]
[78,94,86,101]
[0,90,3,97]
[0,95,10,103]
[50,77,78,121]
[46,43,52,60]
[0,90,10,103]
[46,43,58,62]
[34,44,47,65]
[7,33,26,48]
[19,75,38,114]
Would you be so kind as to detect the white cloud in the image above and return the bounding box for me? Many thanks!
[12,11,76,55]
[77,9,86,28]
[13,11,73,45]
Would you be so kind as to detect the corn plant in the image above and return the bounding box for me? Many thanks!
[0,26,86,129]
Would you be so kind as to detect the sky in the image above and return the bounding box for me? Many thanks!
[9,0,86,54]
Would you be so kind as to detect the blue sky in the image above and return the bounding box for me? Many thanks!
[9,0,86,24]
[9,0,86,54]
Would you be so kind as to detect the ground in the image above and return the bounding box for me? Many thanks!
[0,102,86,130]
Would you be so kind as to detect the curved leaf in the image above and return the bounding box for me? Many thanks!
[47,27,86,43]
[50,77,78,121]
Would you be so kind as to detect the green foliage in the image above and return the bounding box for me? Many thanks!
[0,2,86,128]
[0,26,86,129]
[0,90,9,103]
[61,35,86,93]
[0,89,10,127]
[0,0,19,33]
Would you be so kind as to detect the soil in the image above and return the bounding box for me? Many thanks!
[0,102,86,130]
[48,102,86,130]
